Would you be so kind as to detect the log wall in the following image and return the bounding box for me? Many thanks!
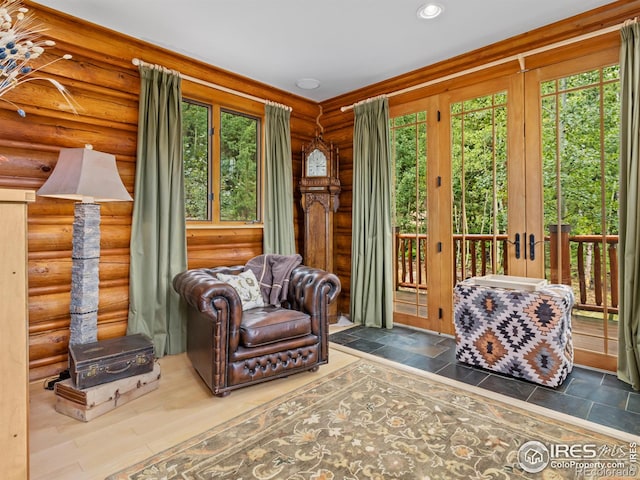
[0,2,320,381]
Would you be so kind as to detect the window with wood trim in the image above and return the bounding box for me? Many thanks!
[182,99,261,224]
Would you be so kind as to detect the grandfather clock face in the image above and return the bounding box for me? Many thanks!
[306,149,327,177]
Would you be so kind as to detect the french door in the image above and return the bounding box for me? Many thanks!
[525,48,620,371]
[391,47,620,372]
[392,76,532,334]
[443,76,536,282]
[390,102,433,329]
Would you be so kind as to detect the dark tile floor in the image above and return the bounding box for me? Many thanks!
[329,324,640,437]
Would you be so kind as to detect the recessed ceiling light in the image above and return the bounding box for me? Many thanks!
[417,3,444,20]
[296,78,320,90]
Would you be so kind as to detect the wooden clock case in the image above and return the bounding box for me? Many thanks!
[299,135,340,277]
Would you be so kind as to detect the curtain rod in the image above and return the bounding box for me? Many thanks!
[340,22,625,112]
[131,58,292,111]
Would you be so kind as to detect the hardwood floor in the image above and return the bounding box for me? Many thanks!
[28,344,360,479]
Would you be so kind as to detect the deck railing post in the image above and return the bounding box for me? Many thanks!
[549,224,572,285]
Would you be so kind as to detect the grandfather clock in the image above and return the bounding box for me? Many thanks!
[300,136,340,275]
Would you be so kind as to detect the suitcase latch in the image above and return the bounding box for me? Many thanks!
[136,354,150,365]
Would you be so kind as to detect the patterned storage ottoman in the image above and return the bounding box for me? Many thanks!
[453,279,575,387]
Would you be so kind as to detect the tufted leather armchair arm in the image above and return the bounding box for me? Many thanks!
[288,265,341,310]
[173,266,244,320]
[286,265,340,364]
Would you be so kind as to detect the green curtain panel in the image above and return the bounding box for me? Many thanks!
[618,23,640,391]
[264,103,296,255]
[128,65,187,357]
[350,97,394,328]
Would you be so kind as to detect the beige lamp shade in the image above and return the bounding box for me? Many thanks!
[37,147,132,203]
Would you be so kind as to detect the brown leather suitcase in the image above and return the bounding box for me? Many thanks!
[54,363,161,421]
[69,333,155,389]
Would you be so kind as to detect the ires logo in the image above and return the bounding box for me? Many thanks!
[549,443,598,459]
[518,441,551,473]
[518,441,633,475]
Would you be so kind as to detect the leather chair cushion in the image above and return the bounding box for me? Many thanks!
[240,306,311,347]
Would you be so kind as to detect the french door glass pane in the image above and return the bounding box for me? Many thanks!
[392,112,428,317]
[540,65,620,356]
[451,91,508,282]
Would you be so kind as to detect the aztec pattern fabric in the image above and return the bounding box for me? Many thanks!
[454,279,575,388]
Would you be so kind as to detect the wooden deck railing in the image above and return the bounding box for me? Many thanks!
[395,232,619,314]
[396,233,428,289]
[564,235,619,314]
[452,234,510,283]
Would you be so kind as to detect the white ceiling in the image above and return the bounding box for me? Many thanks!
[33,0,617,102]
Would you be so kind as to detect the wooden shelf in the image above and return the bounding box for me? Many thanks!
[0,188,35,478]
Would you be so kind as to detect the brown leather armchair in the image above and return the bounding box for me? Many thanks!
[173,264,341,396]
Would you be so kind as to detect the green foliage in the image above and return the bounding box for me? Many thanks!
[451,95,508,235]
[182,101,209,221]
[391,114,427,234]
[541,69,620,235]
[391,65,620,242]
[182,102,259,223]
[220,110,258,222]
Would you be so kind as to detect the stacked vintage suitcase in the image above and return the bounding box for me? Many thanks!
[54,334,160,421]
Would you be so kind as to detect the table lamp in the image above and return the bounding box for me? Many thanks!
[37,146,132,346]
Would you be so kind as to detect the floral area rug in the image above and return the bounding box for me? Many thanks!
[107,359,636,480]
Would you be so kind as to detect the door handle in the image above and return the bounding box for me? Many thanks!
[529,233,535,261]
[514,233,520,259]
